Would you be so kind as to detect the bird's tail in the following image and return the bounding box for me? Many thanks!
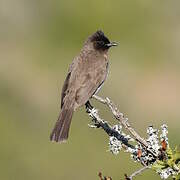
[50,103,74,142]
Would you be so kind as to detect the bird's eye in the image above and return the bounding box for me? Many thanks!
[94,40,108,50]
[97,41,105,47]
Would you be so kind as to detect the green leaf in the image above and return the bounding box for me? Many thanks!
[152,160,166,171]
[174,173,180,180]
[174,146,180,162]
[152,145,180,178]
[166,147,173,158]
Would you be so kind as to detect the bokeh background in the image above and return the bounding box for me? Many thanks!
[0,0,180,179]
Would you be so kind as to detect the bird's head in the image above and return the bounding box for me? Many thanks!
[89,30,118,51]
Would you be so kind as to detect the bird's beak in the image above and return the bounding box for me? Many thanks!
[106,42,118,47]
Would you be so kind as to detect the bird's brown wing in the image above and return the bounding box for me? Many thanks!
[61,71,71,108]
[60,59,76,108]
[74,56,108,109]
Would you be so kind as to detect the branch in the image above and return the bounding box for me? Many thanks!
[92,95,157,158]
[125,166,150,180]
[86,107,135,150]
[86,95,179,179]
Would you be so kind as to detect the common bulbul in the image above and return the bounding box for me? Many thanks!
[50,30,117,142]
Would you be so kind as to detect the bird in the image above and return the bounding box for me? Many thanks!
[50,30,117,142]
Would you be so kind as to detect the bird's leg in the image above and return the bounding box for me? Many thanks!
[85,100,94,112]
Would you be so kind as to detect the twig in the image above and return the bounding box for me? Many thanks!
[92,95,157,158]
[86,107,135,149]
[98,172,112,180]
[125,166,150,180]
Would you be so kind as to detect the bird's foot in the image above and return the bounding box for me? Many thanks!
[85,101,94,113]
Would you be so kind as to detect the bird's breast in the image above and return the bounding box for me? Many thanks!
[93,60,109,95]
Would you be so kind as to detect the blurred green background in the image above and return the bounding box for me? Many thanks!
[0,0,180,179]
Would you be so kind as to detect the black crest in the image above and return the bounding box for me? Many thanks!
[90,30,110,44]
[89,30,111,50]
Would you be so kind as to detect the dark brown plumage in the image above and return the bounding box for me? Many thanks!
[50,30,117,142]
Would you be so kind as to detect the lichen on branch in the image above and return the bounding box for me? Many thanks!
[86,95,180,180]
